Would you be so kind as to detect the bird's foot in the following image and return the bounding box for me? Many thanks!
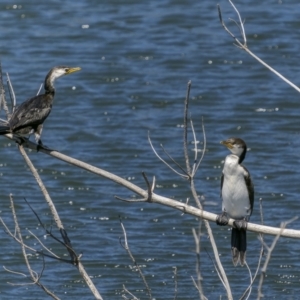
[15,136,29,146]
[37,140,51,152]
[233,219,248,231]
[216,212,229,226]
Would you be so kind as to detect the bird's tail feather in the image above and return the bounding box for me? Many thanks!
[231,228,247,266]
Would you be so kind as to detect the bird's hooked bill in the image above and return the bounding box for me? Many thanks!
[66,67,81,75]
[220,139,233,149]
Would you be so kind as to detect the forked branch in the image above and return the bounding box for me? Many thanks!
[218,0,300,93]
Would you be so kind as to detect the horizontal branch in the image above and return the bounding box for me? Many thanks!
[8,136,300,239]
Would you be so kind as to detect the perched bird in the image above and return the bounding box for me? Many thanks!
[216,137,254,266]
[0,66,81,147]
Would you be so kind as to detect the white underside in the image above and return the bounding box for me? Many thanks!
[222,154,251,220]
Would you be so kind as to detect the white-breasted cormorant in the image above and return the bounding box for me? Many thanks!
[216,137,254,266]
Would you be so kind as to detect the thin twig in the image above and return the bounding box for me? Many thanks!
[115,172,155,202]
[8,195,59,299]
[240,198,265,300]
[190,161,231,298]
[204,248,226,289]
[6,72,16,113]
[36,83,43,96]
[193,117,206,176]
[192,226,207,300]
[119,217,152,299]
[257,216,298,299]
[10,194,37,282]
[241,262,252,300]
[218,2,300,93]
[0,63,10,119]
[228,0,246,44]
[148,132,188,178]
[173,266,178,300]
[183,80,192,175]
[17,144,103,299]
[18,145,64,229]
[122,284,139,300]
[160,144,188,177]
[27,230,59,258]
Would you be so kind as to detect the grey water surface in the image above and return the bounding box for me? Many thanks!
[0,0,300,299]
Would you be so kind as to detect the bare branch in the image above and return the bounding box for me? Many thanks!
[10,194,36,281]
[218,1,300,93]
[257,216,298,299]
[228,0,246,44]
[142,172,154,202]
[8,195,60,299]
[18,145,65,229]
[203,238,229,295]
[122,285,139,300]
[204,219,232,298]
[119,218,152,299]
[36,83,43,96]
[240,198,265,300]
[241,262,252,300]
[173,266,178,300]
[6,72,16,113]
[183,80,192,174]
[0,63,10,119]
[160,143,188,177]
[115,172,155,202]
[115,195,147,202]
[27,230,59,258]
[192,117,206,176]
[17,145,103,299]
[3,267,28,278]
[0,135,299,239]
[148,132,188,178]
[192,226,207,300]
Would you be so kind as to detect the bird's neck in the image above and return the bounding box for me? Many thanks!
[223,155,243,176]
[44,73,56,94]
[45,88,55,96]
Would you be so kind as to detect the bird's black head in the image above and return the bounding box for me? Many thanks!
[220,137,247,163]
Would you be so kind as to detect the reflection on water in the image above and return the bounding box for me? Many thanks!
[1,0,300,298]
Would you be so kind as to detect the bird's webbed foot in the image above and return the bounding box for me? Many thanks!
[216,212,229,226]
[37,140,51,152]
[15,136,29,146]
[233,219,248,231]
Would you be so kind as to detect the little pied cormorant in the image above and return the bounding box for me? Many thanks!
[0,66,81,146]
[216,137,254,266]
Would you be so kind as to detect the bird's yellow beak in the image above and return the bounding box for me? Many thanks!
[66,67,81,75]
[220,140,233,149]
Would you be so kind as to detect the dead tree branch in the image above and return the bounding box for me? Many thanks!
[8,194,60,299]
[0,136,297,239]
[257,216,298,299]
[119,217,152,300]
[218,0,300,93]
[16,144,103,300]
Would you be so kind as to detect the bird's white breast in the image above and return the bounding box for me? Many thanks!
[221,154,251,220]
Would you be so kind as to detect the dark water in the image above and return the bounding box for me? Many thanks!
[0,0,300,299]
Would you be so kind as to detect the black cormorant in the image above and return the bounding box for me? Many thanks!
[216,137,254,266]
[0,66,81,146]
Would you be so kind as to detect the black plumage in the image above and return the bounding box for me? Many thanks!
[0,65,81,146]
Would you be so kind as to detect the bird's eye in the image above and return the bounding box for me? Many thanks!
[65,68,69,72]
